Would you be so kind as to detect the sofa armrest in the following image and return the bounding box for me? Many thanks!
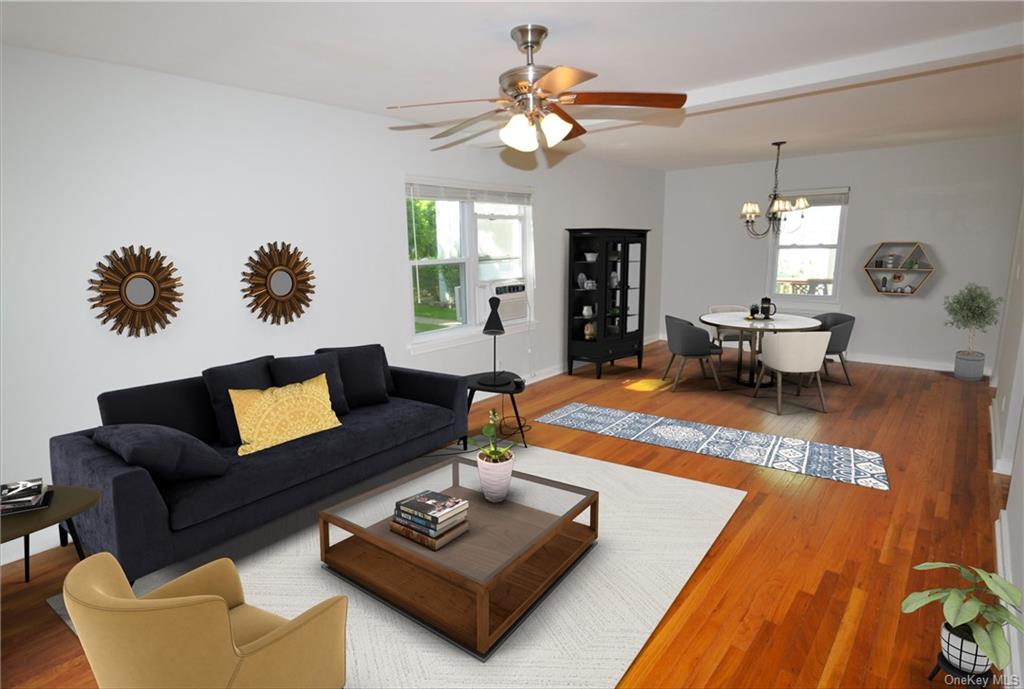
[142,558,245,608]
[389,367,468,435]
[50,430,173,581]
[232,596,347,688]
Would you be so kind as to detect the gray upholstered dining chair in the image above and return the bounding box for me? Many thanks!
[814,312,856,385]
[709,304,754,364]
[664,315,722,391]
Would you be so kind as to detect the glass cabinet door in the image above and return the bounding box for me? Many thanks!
[605,240,625,339]
[626,241,643,335]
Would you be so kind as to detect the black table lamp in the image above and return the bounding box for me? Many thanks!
[477,296,515,388]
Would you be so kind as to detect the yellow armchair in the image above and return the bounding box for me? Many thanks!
[63,552,347,689]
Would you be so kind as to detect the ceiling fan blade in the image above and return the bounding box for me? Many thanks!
[545,103,587,141]
[430,109,507,140]
[533,65,598,96]
[559,92,687,108]
[387,97,508,110]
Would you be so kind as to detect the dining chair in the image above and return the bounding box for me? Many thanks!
[754,332,832,414]
[664,315,722,391]
[814,312,856,385]
[709,304,754,364]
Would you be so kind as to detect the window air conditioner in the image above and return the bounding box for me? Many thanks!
[477,280,529,324]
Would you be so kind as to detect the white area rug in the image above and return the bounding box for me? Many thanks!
[49,446,745,688]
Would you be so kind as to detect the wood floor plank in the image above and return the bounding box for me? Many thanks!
[1,343,1008,688]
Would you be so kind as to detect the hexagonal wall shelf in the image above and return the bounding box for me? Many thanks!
[863,241,936,296]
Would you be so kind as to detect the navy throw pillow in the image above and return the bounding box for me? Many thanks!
[202,355,274,446]
[270,353,350,416]
[93,424,228,481]
[315,345,391,408]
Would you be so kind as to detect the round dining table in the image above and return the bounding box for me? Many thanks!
[698,311,822,386]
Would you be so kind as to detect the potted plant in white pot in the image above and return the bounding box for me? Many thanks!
[901,561,1023,674]
[944,283,1003,382]
[477,409,515,502]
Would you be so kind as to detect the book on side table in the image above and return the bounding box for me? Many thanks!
[1,479,52,516]
[391,490,469,550]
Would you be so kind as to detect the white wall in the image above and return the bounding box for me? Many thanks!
[996,409,1024,680]
[661,137,1022,373]
[0,46,664,560]
[992,195,1024,475]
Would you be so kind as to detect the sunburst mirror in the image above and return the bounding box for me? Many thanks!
[87,245,183,337]
[241,242,315,325]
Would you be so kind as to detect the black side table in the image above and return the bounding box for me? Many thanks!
[0,485,99,582]
[466,372,528,448]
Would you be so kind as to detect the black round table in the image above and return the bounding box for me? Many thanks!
[465,371,528,448]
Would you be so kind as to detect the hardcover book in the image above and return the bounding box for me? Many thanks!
[393,511,467,538]
[396,490,468,524]
[389,520,469,551]
[2,478,45,504]
[1,489,53,515]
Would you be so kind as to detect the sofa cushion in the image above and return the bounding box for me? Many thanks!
[202,356,274,446]
[230,374,341,457]
[270,354,349,416]
[98,376,220,444]
[315,345,393,407]
[93,424,229,481]
[161,397,455,530]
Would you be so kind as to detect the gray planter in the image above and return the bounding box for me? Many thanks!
[954,351,985,382]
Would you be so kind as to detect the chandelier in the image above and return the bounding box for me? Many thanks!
[740,141,810,238]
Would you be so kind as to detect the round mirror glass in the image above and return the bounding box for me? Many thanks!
[124,275,156,307]
[268,268,294,298]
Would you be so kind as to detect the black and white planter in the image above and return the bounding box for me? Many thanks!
[940,623,991,674]
[954,351,985,382]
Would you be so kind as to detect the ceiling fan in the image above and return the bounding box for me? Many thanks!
[387,24,687,152]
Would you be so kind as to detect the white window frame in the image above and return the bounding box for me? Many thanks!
[766,188,850,312]
[405,179,534,350]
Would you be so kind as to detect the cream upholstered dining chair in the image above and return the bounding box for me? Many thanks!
[708,304,754,363]
[64,552,348,689]
[753,331,832,415]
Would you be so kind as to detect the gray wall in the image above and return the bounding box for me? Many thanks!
[661,136,1023,372]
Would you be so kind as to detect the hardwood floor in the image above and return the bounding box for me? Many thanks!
[1,342,1009,688]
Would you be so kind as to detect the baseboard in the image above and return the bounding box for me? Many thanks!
[995,510,1023,683]
[845,351,993,377]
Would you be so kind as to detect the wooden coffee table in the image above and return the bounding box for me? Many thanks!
[319,457,598,659]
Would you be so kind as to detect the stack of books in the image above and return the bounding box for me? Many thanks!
[1,478,52,516]
[390,490,469,550]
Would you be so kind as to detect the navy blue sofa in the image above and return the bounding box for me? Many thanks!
[49,347,467,581]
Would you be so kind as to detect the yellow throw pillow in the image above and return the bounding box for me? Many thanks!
[229,373,341,456]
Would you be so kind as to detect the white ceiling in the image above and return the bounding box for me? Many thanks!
[2,2,1022,170]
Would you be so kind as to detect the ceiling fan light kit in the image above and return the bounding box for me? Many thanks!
[390,24,688,152]
[740,141,811,238]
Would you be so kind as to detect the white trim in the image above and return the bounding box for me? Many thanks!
[991,404,1014,475]
[844,350,993,377]
[406,175,534,197]
[995,510,1022,682]
[407,319,537,356]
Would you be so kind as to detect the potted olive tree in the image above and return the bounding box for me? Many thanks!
[944,283,1002,382]
[477,409,515,502]
[901,561,1023,674]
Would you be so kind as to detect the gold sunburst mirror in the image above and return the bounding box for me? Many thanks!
[241,242,315,324]
[88,245,183,337]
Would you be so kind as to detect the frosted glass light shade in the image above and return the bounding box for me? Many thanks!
[740,202,761,220]
[499,114,539,152]
[792,196,811,211]
[540,111,573,146]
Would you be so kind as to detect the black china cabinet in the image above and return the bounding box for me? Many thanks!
[566,228,649,379]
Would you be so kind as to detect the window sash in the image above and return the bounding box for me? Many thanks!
[768,202,847,301]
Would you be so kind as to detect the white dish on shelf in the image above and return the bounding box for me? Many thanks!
[583,252,598,262]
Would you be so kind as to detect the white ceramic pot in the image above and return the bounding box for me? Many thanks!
[477,451,515,503]
[940,623,991,674]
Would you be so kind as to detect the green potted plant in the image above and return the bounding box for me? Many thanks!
[901,561,1023,673]
[477,409,515,502]
[944,283,1003,381]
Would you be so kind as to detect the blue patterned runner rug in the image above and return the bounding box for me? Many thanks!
[536,402,889,491]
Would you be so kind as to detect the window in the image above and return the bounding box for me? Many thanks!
[769,189,849,302]
[406,182,532,335]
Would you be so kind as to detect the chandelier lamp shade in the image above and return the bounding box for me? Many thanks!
[740,141,811,238]
[499,110,574,152]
